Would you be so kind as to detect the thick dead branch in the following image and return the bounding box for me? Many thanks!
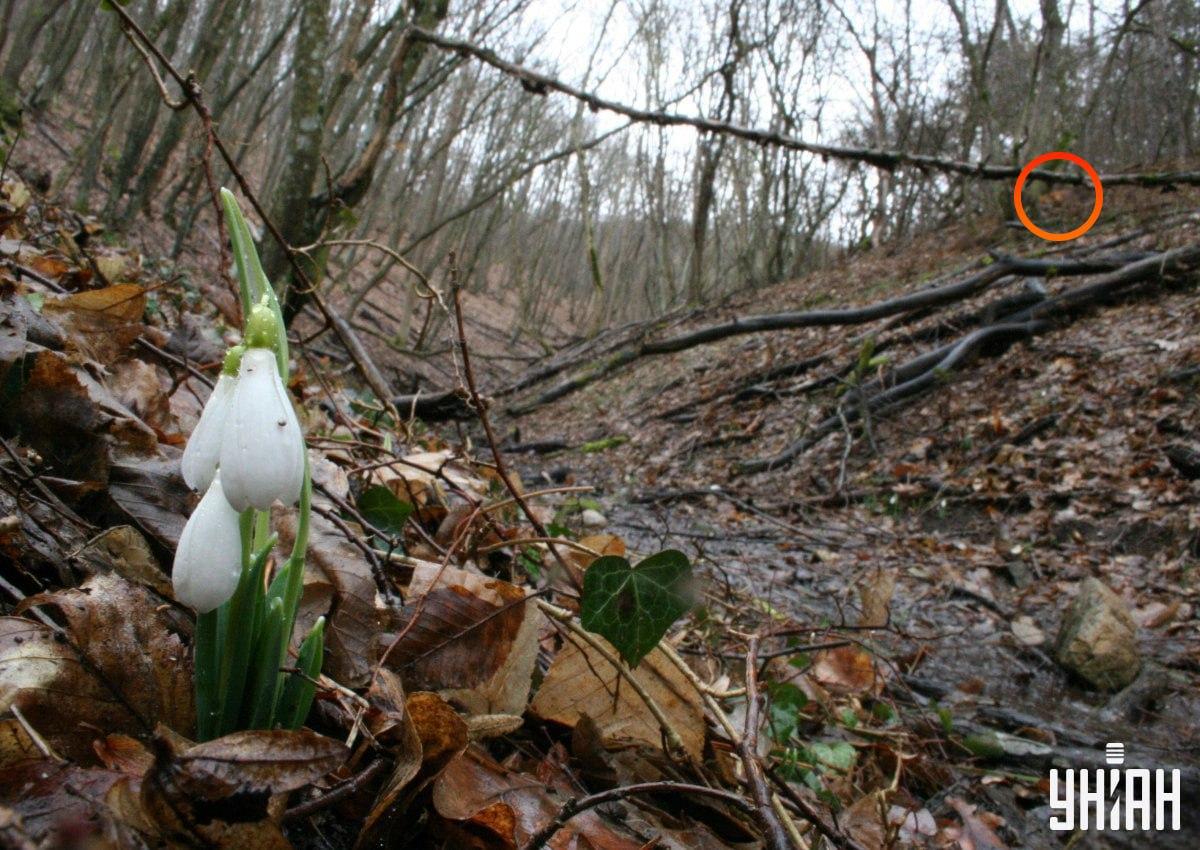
[509,251,1141,417]
[740,243,1200,473]
[392,388,473,421]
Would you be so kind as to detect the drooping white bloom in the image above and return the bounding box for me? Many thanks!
[181,373,236,493]
[173,474,243,613]
[219,347,305,511]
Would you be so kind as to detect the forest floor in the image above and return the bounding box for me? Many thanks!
[2,126,1198,850]
[499,188,1200,848]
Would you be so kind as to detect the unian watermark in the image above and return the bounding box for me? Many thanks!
[1049,742,1181,831]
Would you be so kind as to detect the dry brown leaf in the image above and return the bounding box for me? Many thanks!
[858,567,896,627]
[44,283,146,361]
[0,761,153,849]
[75,524,173,597]
[563,533,625,587]
[163,728,348,797]
[373,449,487,503]
[408,691,470,775]
[432,745,642,850]
[139,728,345,849]
[529,637,705,761]
[359,670,423,840]
[385,561,542,716]
[0,720,42,769]
[946,797,1008,850]
[107,454,192,549]
[109,357,174,434]
[2,573,192,761]
[94,734,156,776]
[359,690,469,846]
[810,645,886,696]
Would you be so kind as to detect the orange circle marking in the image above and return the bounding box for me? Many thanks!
[1013,151,1103,242]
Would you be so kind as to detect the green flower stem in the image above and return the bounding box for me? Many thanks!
[278,617,325,730]
[193,609,219,740]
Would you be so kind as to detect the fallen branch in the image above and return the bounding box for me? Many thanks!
[510,250,1139,417]
[739,243,1200,472]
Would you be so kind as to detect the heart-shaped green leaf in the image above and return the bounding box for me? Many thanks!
[580,549,693,667]
[357,486,413,537]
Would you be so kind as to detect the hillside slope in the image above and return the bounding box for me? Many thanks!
[501,191,1200,846]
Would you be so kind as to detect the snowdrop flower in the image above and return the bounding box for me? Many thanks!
[180,348,243,493]
[219,343,305,512]
[173,473,243,613]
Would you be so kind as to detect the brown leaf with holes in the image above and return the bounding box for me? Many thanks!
[1,573,192,761]
[384,561,542,716]
[529,637,705,761]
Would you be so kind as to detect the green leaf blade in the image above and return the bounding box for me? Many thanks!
[357,486,414,538]
[580,549,693,667]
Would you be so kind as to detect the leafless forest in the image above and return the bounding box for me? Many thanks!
[4,0,1199,337]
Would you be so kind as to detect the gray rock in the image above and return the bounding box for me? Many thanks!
[1055,577,1141,690]
[580,508,607,528]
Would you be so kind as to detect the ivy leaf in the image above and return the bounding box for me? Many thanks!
[358,486,413,537]
[580,549,693,667]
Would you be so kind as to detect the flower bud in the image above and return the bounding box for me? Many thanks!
[219,347,305,511]
[245,302,280,351]
[173,474,243,613]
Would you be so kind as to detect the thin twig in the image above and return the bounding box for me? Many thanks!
[448,254,580,590]
[283,758,385,821]
[740,635,799,850]
[523,781,755,850]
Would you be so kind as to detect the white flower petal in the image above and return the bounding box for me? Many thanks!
[181,373,235,492]
[173,474,243,613]
[220,348,305,511]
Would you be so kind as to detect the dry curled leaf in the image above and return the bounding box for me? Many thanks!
[810,644,885,696]
[359,689,468,846]
[432,745,641,850]
[385,561,542,716]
